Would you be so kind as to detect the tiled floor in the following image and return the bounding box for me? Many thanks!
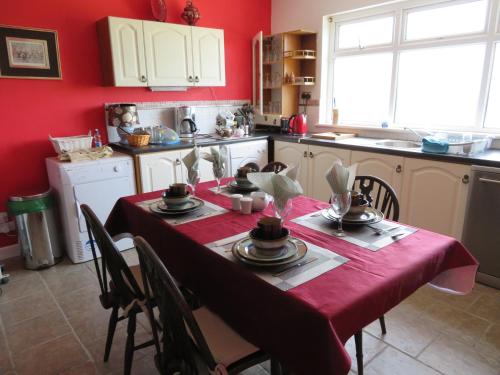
[0,250,499,375]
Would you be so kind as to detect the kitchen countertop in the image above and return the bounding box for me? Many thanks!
[110,132,500,168]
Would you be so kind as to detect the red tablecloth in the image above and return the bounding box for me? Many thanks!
[105,179,478,375]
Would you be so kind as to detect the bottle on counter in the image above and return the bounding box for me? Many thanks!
[332,98,339,126]
[94,129,103,148]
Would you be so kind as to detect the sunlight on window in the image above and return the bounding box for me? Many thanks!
[485,44,500,128]
[395,44,486,128]
[333,53,393,124]
[338,16,394,49]
[405,0,488,41]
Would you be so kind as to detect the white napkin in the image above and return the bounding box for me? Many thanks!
[325,160,358,194]
[278,164,299,181]
[247,171,303,211]
[202,146,228,178]
[182,146,200,184]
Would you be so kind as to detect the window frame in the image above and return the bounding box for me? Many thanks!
[323,0,500,133]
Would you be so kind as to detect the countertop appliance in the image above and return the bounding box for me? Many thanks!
[288,114,308,135]
[175,106,198,139]
[462,165,500,289]
[46,153,135,263]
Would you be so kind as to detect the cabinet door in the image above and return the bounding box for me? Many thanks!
[143,21,193,86]
[400,159,470,239]
[192,27,225,86]
[179,147,216,183]
[308,145,351,202]
[139,151,182,193]
[274,141,309,194]
[108,17,147,86]
[351,151,404,198]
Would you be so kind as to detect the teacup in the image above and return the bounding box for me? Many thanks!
[168,183,188,197]
[257,217,283,240]
[250,227,290,251]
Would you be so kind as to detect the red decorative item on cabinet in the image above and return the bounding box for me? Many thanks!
[181,0,201,26]
[151,0,167,22]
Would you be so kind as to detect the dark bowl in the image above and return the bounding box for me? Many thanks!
[249,227,290,250]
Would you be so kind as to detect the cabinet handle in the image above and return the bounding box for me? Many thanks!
[188,76,193,82]
[303,151,308,158]
[140,75,147,82]
[462,174,469,184]
[396,164,402,173]
[176,158,181,166]
[309,151,314,158]
[194,76,200,83]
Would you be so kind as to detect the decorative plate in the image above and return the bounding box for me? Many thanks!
[232,237,307,267]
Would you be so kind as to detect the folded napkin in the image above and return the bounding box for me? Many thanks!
[59,146,113,162]
[202,146,228,178]
[325,160,358,194]
[247,170,303,212]
[278,164,299,181]
[422,137,449,154]
[182,146,200,184]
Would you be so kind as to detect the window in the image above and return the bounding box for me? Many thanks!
[326,0,500,131]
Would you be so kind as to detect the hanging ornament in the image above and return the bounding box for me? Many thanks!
[181,1,200,26]
[151,0,167,22]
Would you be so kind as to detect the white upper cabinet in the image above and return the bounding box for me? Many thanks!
[98,17,225,87]
[100,17,148,87]
[192,27,226,86]
[143,21,193,86]
[400,159,470,239]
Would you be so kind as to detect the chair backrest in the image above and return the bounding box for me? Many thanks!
[262,161,287,174]
[243,162,260,172]
[81,204,144,308]
[353,175,400,221]
[134,236,217,374]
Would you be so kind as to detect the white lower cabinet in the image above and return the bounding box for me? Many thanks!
[138,150,184,193]
[274,141,350,201]
[400,158,470,239]
[351,151,404,198]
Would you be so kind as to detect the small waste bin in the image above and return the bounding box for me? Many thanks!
[7,189,63,270]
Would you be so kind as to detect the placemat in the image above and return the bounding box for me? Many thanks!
[292,210,418,251]
[137,198,228,225]
[205,232,349,291]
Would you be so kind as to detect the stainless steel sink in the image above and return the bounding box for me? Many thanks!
[375,140,421,149]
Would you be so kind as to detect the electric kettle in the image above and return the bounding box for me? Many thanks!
[288,114,308,135]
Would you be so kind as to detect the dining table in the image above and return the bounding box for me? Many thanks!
[105,178,478,375]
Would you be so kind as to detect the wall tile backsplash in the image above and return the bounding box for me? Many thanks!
[104,99,249,143]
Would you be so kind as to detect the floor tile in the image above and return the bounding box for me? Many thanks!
[468,294,500,324]
[0,271,45,303]
[365,347,440,375]
[344,331,387,372]
[59,360,99,374]
[0,327,13,373]
[39,260,98,297]
[240,364,269,375]
[475,323,500,363]
[417,284,482,311]
[418,334,499,375]
[0,288,57,327]
[12,333,89,375]
[5,309,71,354]
[365,309,440,357]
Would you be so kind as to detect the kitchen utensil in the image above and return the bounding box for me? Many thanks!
[367,224,401,235]
[175,106,198,139]
[230,194,243,211]
[231,237,307,267]
[272,257,318,277]
[240,197,253,214]
[288,114,308,135]
[330,191,352,237]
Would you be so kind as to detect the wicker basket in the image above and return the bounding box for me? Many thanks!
[126,134,150,147]
[49,135,93,154]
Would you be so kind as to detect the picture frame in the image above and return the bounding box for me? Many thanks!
[0,25,62,79]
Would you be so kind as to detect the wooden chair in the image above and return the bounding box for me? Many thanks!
[243,162,260,172]
[350,175,399,375]
[81,205,155,375]
[262,161,287,174]
[134,236,284,375]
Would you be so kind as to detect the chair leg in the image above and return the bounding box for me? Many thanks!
[124,313,137,375]
[104,305,119,362]
[379,315,387,335]
[354,331,363,375]
[270,358,283,375]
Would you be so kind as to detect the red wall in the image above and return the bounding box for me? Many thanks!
[0,0,271,248]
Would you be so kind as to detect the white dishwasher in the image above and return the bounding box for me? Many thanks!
[46,153,136,263]
[462,165,500,289]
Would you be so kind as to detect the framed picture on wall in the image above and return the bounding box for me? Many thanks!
[0,25,62,79]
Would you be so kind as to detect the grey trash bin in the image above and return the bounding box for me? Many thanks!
[7,189,63,270]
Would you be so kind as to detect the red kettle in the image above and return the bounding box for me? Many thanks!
[288,114,308,135]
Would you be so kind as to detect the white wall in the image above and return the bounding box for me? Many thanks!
[271,0,388,128]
